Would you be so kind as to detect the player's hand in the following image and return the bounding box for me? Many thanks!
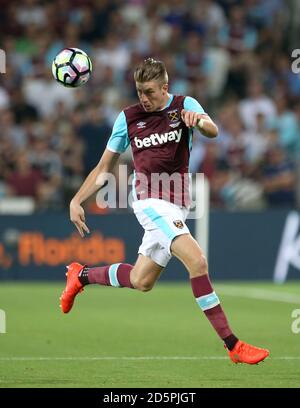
[70,200,90,237]
[181,109,203,128]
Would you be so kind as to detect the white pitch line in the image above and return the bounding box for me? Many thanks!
[216,286,300,305]
[0,356,299,361]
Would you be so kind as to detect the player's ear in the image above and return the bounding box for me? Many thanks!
[162,83,168,94]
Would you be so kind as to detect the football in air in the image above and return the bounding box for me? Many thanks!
[52,47,92,88]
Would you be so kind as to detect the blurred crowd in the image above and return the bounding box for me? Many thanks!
[1,0,300,211]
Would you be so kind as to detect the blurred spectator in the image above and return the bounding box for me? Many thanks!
[262,144,297,208]
[224,119,247,172]
[10,88,39,124]
[211,159,265,209]
[16,0,47,27]
[29,138,62,180]
[6,151,42,199]
[78,105,111,175]
[23,66,77,117]
[199,141,222,181]
[243,112,269,165]
[218,5,257,54]
[0,109,27,149]
[267,94,300,160]
[239,79,276,132]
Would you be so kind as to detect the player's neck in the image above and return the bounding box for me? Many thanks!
[157,93,172,111]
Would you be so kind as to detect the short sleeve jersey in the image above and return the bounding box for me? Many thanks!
[107,95,205,206]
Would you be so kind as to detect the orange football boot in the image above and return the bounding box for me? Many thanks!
[227,340,269,364]
[60,262,85,313]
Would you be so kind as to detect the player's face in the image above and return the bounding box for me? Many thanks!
[136,81,169,112]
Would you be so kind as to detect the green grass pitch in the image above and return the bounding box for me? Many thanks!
[0,281,300,388]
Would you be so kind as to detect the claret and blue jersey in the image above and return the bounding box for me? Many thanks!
[107,95,205,206]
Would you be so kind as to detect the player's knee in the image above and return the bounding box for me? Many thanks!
[139,283,153,292]
[189,254,208,276]
[131,277,154,292]
[199,254,208,273]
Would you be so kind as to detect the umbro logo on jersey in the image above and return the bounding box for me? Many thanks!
[134,129,182,149]
[137,121,146,129]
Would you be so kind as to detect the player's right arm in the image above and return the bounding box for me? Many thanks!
[70,149,120,237]
[70,111,130,237]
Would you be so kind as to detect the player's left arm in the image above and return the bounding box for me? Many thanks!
[181,96,218,138]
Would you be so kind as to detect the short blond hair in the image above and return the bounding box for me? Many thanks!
[134,58,168,86]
